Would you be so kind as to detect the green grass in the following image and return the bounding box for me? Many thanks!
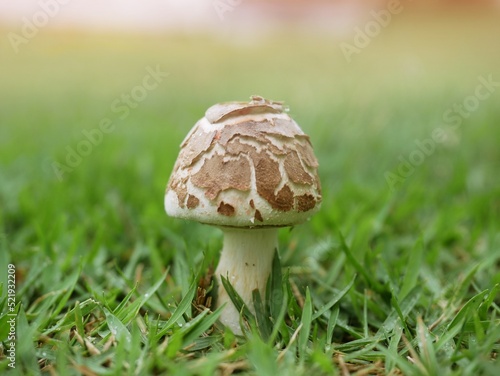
[1,12,500,375]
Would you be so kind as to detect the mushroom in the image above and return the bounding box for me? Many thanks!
[165,95,321,334]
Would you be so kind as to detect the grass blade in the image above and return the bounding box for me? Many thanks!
[298,287,312,362]
[398,236,424,301]
[267,249,283,321]
[154,279,197,341]
[338,231,384,293]
[253,288,271,340]
[103,307,132,350]
[220,275,254,321]
[447,289,489,333]
[312,274,356,321]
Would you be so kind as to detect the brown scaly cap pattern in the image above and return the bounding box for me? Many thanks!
[165,96,322,227]
[191,154,252,200]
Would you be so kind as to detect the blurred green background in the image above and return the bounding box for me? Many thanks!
[1,1,500,373]
[1,9,499,255]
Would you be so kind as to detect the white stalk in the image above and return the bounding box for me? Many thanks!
[215,227,278,335]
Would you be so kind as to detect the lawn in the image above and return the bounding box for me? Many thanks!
[1,11,500,375]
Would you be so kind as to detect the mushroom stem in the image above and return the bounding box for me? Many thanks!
[215,227,278,334]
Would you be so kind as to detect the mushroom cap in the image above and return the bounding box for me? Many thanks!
[165,95,322,228]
